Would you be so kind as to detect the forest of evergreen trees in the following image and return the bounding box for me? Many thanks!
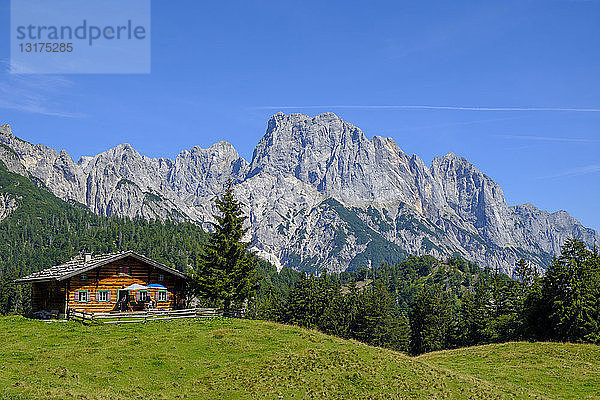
[250,239,600,354]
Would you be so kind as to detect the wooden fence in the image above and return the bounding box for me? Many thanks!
[69,307,244,324]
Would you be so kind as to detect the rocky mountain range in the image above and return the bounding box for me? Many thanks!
[1,114,598,275]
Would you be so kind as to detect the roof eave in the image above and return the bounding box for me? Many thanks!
[58,251,188,281]
[57,254,123,281]
[16,251,189,283]
[15,277,58,284]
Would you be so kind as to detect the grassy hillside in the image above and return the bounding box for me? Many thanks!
[420,342,600,400]
[0,317,598,399]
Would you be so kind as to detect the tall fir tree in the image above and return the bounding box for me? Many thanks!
[409,284,453,355]
[541,239,600,342]
[191,180,258,312]
[352,280,409,351]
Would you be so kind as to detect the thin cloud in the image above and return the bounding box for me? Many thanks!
[502,144,547,152]
[398,115,527,132]
[0,60,84,118]
[253,105,600,112]
[538,165,600,179]
[495,134,600,143]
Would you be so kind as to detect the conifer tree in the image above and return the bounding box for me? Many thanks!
[352,280,409,351]
[458,278,495,346]
[541,239,599,342]
[253,288,285,322]
[409,284,453,354]
[191,180,258,312]
[319,287,352,338]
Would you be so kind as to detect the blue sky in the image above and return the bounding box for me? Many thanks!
[0,0,598,231]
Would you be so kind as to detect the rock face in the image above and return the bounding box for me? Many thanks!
[0,125,28,177]
[0,193,19,222]
[1,115,598,275]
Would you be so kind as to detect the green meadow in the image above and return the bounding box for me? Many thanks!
[0,316,598,399]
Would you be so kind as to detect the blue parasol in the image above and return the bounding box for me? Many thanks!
[146,284,167,289]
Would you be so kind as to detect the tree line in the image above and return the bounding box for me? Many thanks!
[249,239,600,354]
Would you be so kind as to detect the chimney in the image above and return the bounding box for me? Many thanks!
[84,252,92,263]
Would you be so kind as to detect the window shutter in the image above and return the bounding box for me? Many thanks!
[107,291,111,302]
[166,291,170,301]
[95,291,100,302]
[135,291,140,301]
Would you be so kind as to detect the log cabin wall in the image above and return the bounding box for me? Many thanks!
[66,256,185,313]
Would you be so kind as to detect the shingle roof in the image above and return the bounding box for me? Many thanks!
[15,251,188,283]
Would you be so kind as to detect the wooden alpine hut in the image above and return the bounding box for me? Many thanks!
[15,251,188,318]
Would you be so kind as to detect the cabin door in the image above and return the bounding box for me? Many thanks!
[117,290,128,302]
[39,285,49,310]
[117,290,129,311]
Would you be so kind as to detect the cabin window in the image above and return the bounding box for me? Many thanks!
[138,291,148,302]
[156,290,168,302]
[77,290,89,303]
[80,273,88,281]
[119,266,130,276]
[97,290,110,302]
[158,273,164,282]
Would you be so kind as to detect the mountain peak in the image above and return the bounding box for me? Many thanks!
[106,143,141,157]
[432,152,478,171]
[207,140,238,152]
[267,112,344,132]
[437,152,464,164]
[180,141,243,164]
[116,143,134,151]
[250,112,368,180]
[0,124,12,137]
[267,112,304,131]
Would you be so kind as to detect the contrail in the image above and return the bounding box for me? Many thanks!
[495,135,600,143]
[253,105,600,112]
[538,165,600,179]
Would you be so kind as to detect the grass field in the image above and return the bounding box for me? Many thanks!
[0,316,598,399]
[420,342,600,400]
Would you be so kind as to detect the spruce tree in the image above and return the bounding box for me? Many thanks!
[541,239,599,342]
[409,284,453,354]
[352,280,408,351]
[458,278,495,346]
[191,180,258,312]
[285,274,320,328]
